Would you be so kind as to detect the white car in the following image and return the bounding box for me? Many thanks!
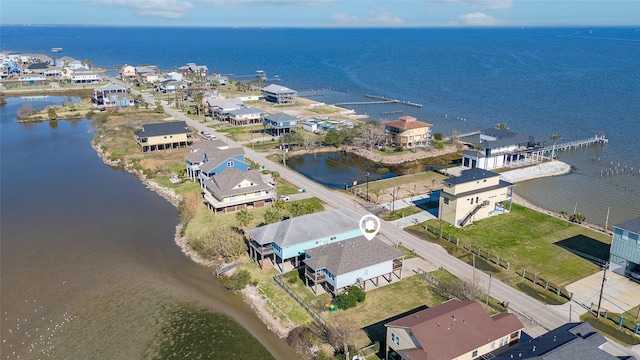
[279,195,290,201]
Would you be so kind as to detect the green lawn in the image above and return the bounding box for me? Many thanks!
[419,204,611,287]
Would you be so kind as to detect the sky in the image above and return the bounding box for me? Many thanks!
[1,0,638,28]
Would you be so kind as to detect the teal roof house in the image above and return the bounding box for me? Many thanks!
[609,217,640,280]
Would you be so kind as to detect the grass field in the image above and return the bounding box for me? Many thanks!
[415,204,611,287]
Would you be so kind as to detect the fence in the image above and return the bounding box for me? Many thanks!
[589,303,640,336]
[465,244,510,270]
[416,267,445,289]
[518,269,573,301]
[424,224,459,246]
[273,274,327,329]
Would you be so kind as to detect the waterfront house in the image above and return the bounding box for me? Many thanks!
[197,147,249,185]
[184,139,230,181]
[158,79,186,93]
[44,66,62,79]
[462,128,540,170]
[202,169,274,214]
[439,168,514,227]
[134,121,192,152]
[134,65,159,84]
[207,74,228,86]
[383,116,433,148]
[18,74,46,86]
[302,120,318,133]
[261,84,297,104]
[71,68,101,84]
[120,64,136,83]
[304,237,404,297]
[92,83,131,108]
[609,217,640,280]
[263,112,299,136]
[229,107,264,126]
[248,208,362,272]
[27,62,49,75]
[385,299,523,360]
[492,322,621,360]
[207,98,245,122]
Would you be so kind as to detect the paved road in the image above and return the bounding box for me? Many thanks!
[125,84,639,358]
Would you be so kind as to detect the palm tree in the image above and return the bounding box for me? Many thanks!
[570,212,586,224]
[550,134,562,160]
[272,199,286,212]
[271,170,281,184]
[263,207,282,224]
[370,188,381,204]
[235,209,254,234]
[249,161,261,170]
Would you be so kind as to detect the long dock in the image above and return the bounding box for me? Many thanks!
[541,133,608,154]
[334,94,423,108]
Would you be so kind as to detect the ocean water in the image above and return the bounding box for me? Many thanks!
[2,26,639,226]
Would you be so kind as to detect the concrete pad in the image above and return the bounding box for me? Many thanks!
[566,271,640,313]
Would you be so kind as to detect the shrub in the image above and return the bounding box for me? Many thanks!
[334,292,357,310]
[348,286,365,303]
[225,269,251,290]
[394,145,404,152]
[285,270,299,284]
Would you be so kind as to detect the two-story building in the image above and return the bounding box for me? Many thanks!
[609,217,640,280]
[304,237,405,297]
[383,116,432,149]
[462,128,539,170]
[184,139,231,181]
[261,84,297,104]
[439,168,514,227]
[119,64,136,83]
[248,208,362,272]
[263,112,299,136]
[228,107,264,126]
[202,169,274,214]
[71,68,101,84]
[134,121,192,152]
[197,147,250,185]
[385,299,523,360]
[18,74,46,86]
[92,83,132,109]
[207,98,245,122]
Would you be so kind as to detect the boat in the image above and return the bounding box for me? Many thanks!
[51,48,63,53]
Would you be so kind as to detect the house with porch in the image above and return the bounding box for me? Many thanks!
[261,84,297,104]
[120,64,136,83]
[196,147,249,184]
[439,168,514,227]
[202,169,274,214]
[92,83,129,108]
[134,121,192,152]
[462,128,540,170]
[184,139,230,181]
[263,112,299,136]
[207,98,245,122]
[609,217,640,280]
[71,68,100,84]
[178,63,209,77]
[385,299,523,360]
[229,107,264,126]
[18,74,46,86]
[248,208,362,272]
[134,65,159,84]
[304,237,404,297]
[383,116,432,148]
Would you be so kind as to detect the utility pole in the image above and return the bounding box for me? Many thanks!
[365,171,370,202]
[282,137,287,182]
[596,262,609,319]
[485,274,492,310]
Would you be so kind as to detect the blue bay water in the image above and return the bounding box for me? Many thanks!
[2,26,639,226]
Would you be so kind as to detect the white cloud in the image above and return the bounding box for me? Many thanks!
[89,0,195,19]
[451,12,509,26]
[199,0,335,8]
[439,0,513,11]
[332,7,404,26]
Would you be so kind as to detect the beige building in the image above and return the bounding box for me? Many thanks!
[120,64,136,82]
[439,168,513,227]
[202,169,274,214]
[383,116,432,148]
[134,121,192,152]
[385,299,523,360]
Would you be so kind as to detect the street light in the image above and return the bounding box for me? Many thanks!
[365,171,370,202]
[389,185,396,214]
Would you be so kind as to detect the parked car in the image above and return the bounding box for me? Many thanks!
[279,195,290,201]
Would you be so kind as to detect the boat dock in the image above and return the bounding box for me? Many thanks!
[334,94,423,108]
[541,133,608,154]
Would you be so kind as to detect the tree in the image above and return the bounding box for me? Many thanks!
[300,133,320,152]
[47,107,57,120]
[82,58,93,69]
[249,161,261,170]
[272,198,286,212]
[358,121,386,151]
[154,100,164,113]
[438,278,484,301]
[348,286,365,303]
[225,269,252,290]
[327,315,359,360]
[334,292,357,310]
[188,225,246,263]
[17,104,34,118]
[570,212,586,224]
[432,132,444,141]
[271,170,281,184]
[192,92,204,116]
[550,134,562,160]
[324,129,344,147]
[370,187,381,204]
[495,123,508,130]
[235,209,254,233]
[263,207,282,224]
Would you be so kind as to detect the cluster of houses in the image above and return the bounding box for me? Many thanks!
[1,52,102,85]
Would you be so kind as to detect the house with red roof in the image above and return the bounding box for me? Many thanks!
[383,116,432,149]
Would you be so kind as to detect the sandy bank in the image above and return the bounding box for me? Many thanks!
[500,160,572,183]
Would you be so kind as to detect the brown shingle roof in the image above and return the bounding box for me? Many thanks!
[204,169,271,198]
[383,116,432,130]
[386,299,523,360]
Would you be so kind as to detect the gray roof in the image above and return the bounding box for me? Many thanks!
[262,84,297,94]
[446,168,500,185]
[614,217,640,235]
[305,237,403,276]
[198,147,246,172]
[134,121,190,138]
[229,107,264,116]
[493,322,625,360]
[204,169,271,198]
[248,208,361,246]
[95,83,126,92]
[207,98,244,109]
[478,128,537,150]
[264,112,298,123]
[185,140,230,162]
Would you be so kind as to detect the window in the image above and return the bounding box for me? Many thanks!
[621,230,629,241]
[472,350,478,358]
[227,161,234,167]
[443,197,450,205]
[490,342,495,349]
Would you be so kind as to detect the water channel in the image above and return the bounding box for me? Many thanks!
[0,97,295,359]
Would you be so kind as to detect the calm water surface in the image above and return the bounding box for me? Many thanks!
[0,97,293,359]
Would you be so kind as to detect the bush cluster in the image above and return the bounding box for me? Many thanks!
[334,286,366,310]
[224,269,252,290]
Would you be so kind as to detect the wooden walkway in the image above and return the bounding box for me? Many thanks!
[541,133,608,154]
[334,94,423,108]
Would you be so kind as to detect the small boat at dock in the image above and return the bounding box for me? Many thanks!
[51,48,63,53]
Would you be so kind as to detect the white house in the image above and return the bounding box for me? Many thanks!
[71,68,101,84]
[462,128,538,170]
[302,120,318,133]
[304,237,404,296]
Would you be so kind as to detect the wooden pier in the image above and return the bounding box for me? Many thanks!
[541,133,608,154]
[334,94,423,108]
